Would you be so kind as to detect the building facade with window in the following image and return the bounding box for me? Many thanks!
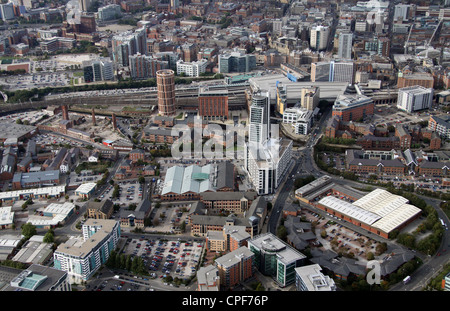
[53,219,120,284]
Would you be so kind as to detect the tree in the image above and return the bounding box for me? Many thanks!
[396,233,415,249]
[276,225,287,241]
[106,250,117,268]
[21,223,37,239]
[43,229,55,243]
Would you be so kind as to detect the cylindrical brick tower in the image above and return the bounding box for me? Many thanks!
[156,69,176,116]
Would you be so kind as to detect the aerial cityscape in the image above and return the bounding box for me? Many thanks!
[0,0,449,295]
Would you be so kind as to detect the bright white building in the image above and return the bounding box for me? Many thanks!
[283,107,314,135]
[397,86,433,113]
[245,138,293,195]
[176,59,207,77]
[0,206,14,229]
[97,4,122,21]
[245,90,293,194]
[295,264,336,291]
[310,25,329,51]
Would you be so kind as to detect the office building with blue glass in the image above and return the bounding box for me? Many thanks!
[218,51,256,73]
[53,219,120,284]
[247,232,306,287]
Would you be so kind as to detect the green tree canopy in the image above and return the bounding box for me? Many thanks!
[21,223,37,239]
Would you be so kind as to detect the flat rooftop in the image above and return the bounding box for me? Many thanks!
[55,219,118,258]
[249,232,306,264]
[0,122,36,140]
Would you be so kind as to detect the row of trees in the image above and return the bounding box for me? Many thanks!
[105,250,147,275]
[321,136,356,146]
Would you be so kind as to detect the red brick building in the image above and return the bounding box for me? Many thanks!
[198,88,229,121]
[215,247,254,289]
[332,94,374,122]
[395,125,412,150]
[142,127,179,144]
[200,191,257,215]
[356,135,400,150]
[129,149,145,163]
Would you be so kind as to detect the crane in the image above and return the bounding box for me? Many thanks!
[424,18,443,58]
[404,19,414,55]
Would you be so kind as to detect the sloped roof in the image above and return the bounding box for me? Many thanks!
[161,165,215,195]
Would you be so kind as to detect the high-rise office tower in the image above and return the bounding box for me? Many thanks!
[79,14,96,33]
[83,58,114,82]
[156,69,176,116]
[310,25,329,51]
[248,92,270,145]
[79,0,92,12]
[338,32,353,60]
[111,29,147,67]
[129,53,168,80]
[311,61,354,84]
[0,3,15,21]
[331,61,355,84]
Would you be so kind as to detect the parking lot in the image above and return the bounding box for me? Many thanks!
[31,132,88,149]
[301,209,382,262]
[100,180,145,207]
[1,72,71,90]
[150,203,191,234]
[121,237,204,280]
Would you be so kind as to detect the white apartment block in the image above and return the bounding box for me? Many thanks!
[53,219,120,284]
[397,86,433,113]
[283,107,314,135]
[394,4,413,21]
[310,25,329,51]
[295,264,336,291]
[245,138,292,195]
[176,59,207,77]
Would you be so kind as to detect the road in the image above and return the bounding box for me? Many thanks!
[267,106,331,234]
[56,153,125,235]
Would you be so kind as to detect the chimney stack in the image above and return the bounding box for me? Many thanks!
[112,113,117,130]
[92,108,96,126]
[61,105,69,120]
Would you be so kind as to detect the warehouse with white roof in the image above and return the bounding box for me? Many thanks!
[0,186,66,204]
[27,202,75,229]
[317,189,421,239]
[160,162,235,201]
